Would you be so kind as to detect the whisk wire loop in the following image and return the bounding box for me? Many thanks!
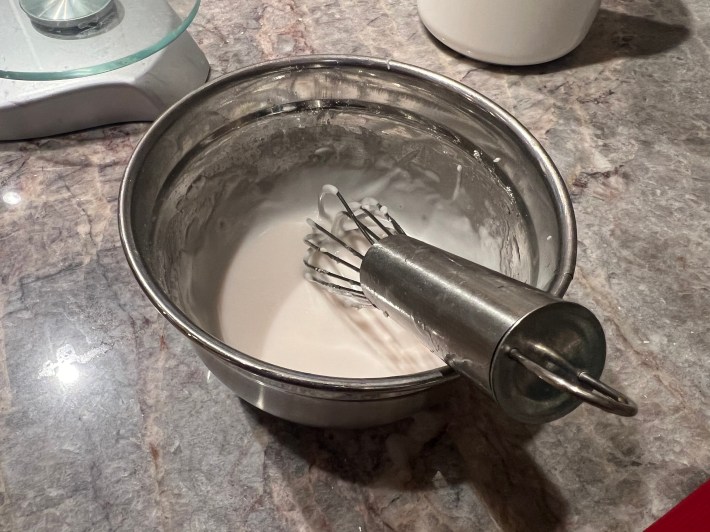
[335,190,379,245]
[303,188,405,305]
[304,240,361,273]
[360,206,395,237]
[306,218,365,261]
[305,274,369,301]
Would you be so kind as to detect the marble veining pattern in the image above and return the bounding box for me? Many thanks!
[1,0,708,530]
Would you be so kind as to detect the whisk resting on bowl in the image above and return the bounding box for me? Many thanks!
[304,185,637,424]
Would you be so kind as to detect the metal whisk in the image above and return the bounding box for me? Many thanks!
[304,187,406,304]
[304,185,637,424]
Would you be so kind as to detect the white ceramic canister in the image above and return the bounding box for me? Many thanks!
[418,0,601,66]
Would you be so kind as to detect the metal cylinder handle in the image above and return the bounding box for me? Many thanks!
[508,348,638,417]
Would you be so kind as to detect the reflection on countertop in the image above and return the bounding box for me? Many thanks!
[0,0,708,530]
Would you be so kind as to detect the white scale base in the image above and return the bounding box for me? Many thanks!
[0,31,210,141]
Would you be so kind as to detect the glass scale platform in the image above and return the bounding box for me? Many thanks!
[1,0,210,140]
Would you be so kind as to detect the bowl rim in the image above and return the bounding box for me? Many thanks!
[118,54,577,396]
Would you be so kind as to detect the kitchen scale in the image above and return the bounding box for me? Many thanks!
[0,0,210,140]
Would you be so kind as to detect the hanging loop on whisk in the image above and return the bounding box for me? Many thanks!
[507,348,638,416]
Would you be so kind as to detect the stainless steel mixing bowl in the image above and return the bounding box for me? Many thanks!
[119,56,576,428]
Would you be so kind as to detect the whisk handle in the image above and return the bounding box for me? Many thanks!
[359,234,637,423]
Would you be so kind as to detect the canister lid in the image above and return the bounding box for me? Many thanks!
[490,301,611,424]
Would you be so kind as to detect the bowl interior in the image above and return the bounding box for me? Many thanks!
[124,58,573,382]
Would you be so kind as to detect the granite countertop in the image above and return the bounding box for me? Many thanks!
[1,0,708,530]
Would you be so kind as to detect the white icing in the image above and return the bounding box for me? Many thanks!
[218,213,445,378]
[207,166,523,379]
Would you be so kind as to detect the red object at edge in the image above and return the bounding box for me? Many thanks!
[645,480,710,531]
